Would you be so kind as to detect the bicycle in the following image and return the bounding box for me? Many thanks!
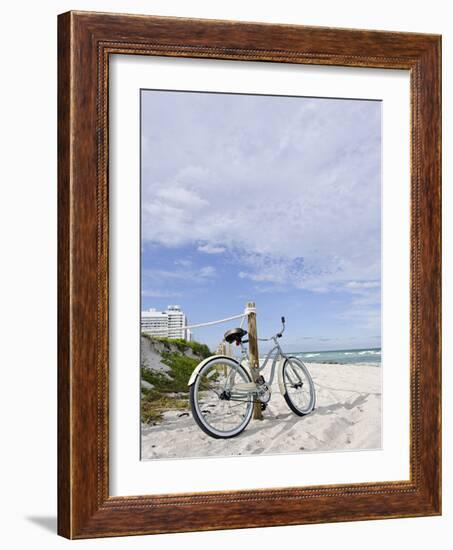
[188,317,316,439]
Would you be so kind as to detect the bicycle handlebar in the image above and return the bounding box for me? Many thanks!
[257,316,286,341]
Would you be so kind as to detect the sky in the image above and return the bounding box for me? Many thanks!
[141,89,381,352]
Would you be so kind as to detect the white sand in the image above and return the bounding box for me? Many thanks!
[141,362,382,460]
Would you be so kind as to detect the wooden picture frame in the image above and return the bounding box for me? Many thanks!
[58,10,441,539]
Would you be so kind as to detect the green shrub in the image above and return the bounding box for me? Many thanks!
[140,335,213,424]
[141,334,211,359]
[140,352,198,394]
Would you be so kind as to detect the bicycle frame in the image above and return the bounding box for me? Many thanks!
[240,339,285,387]
[230,336,304,397]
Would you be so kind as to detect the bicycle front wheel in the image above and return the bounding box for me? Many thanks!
[282,357,316,416]
[190,357,254,439]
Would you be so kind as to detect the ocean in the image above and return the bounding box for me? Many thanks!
[292,348,381,366]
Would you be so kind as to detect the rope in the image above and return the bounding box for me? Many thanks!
[182,306,254,330]
[183,312,246,330]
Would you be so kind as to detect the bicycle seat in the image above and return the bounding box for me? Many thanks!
[224,327,247,345]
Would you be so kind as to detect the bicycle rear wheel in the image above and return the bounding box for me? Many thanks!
[282,357,316,416]
[190,357,254,439]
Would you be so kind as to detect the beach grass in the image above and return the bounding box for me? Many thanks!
[141,337,211,424]
[141,333,211,359]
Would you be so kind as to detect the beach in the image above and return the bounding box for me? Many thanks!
[141,361,382,460]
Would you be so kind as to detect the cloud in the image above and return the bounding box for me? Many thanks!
[198,266,216,278]
[143,264,217,284]
[237,252,379,295]
[141,289,181,298]
[141,91,381,299]
[346,281,380,290]
[156,186,208,208]
[175,259,192,268]
[337,307,381,332]
[197,243,226,254]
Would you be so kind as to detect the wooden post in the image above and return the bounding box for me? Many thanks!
[247,301,263,420]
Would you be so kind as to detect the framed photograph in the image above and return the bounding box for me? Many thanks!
[58,11,441,538]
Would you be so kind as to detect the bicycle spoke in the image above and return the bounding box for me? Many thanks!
[193,360,253,436]
[283,359,315,415]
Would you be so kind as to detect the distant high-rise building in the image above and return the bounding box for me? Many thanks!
[141,305,191,341]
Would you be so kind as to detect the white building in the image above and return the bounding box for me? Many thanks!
[141,305,191,341]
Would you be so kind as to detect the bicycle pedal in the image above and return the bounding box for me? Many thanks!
[260,403,267,411]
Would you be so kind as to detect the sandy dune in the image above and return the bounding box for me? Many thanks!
[141,362,382,460]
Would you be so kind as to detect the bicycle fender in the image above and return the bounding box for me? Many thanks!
[187,355,237,386]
